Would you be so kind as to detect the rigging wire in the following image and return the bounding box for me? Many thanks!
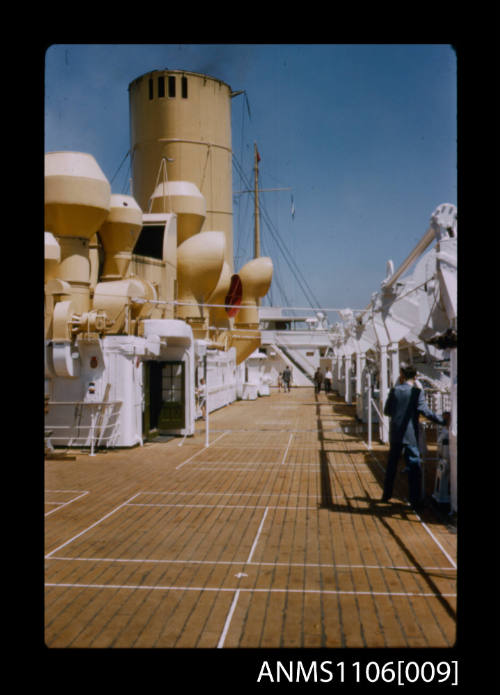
[231,154,322,311]
[260,226,292,307]
[121,157,132,195]
[108,146,317,311]
[247,163,315,307]
[234,94,254,266]
[260,184,288,307]
[117,293,364,314]
[260,203,321,310]
[110,150,130,186]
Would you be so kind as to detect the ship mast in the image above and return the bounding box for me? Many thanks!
[254,142,260,259]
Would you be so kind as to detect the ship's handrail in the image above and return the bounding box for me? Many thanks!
[45,401,122,405]
[422,388,451,416]
[45,400,122,456]
[365,384,448,452]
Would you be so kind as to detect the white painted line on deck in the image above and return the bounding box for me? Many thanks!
[209,428,354,434]
[44,492,142,558]
[362,443,456,570]
[45,490,89,517]
[187,467,375,472]
[417,517,457,569]
[213,445,297,451]
[217,589,240,648]
[281,433,293,464]
[197,464,368,469]
[47,555,456,572]
[188,467,281,472]
[126,503,321,510]
[137,490,333,500]
[247,507,269,563]
[184,461,286,466]
[175,431,228,469]
[45,582,456,598]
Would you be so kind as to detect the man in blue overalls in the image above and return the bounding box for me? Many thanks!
[381,365,445,509]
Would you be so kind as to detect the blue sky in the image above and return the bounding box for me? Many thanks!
[45,43,456,317]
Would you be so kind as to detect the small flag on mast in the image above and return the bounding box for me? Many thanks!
[291,194,295,219]
[256,147,261,162]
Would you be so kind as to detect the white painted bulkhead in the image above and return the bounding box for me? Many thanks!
[45,335,146,448]
[201,346,238,413]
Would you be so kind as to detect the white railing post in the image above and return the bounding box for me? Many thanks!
[89,405,97,456]
[355,352,362,401]
[367,370,372,450]
[204,354,209,448]
[345,354,352,403]
[370,395,384,447]
[378,344,389,443]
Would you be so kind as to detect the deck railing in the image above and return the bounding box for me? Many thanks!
[45,400,122,456]
[423,388,451,416]
[364,379,449,451]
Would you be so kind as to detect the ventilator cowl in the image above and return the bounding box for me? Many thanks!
[99,194,143,280]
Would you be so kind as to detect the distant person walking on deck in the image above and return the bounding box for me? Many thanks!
[381,364,445,510]
[314,368,323,394]
[324,368,332,393]
[282,366,292,392]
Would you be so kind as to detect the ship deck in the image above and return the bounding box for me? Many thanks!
[44,387,457,649]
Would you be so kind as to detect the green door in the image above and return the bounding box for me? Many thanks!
[158,361,185,430]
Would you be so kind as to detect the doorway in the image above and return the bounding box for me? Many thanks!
[144,360,186,436]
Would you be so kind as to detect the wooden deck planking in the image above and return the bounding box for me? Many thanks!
[45,387,457,648]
